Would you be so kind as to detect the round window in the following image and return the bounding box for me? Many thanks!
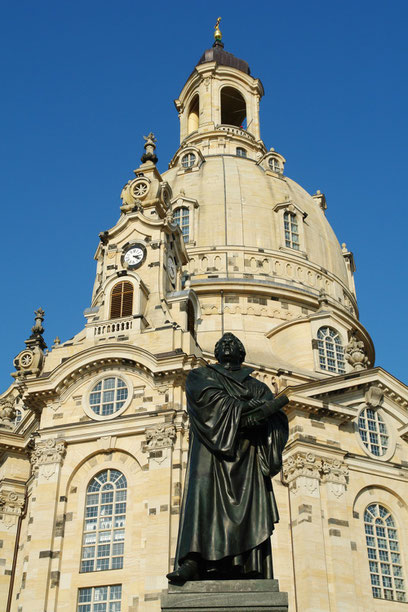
[89,377,129,417]
[132,181,149,198]
[358,407,389,457]
[181,153,196,168]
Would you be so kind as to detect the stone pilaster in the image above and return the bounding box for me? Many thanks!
[0,480,26,609]
[17,438,66,612]
[142,422,177,600]
[282,452,331,612]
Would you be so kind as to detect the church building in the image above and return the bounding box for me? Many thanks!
[0,21,407,612]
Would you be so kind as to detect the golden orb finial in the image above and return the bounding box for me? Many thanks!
[214,17,222,41]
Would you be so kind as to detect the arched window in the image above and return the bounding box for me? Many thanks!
[181,153,196,169]
[187,95,199,134]
[236,147,247,158]
[358,408,389,457]
[221,87,246,127]
[173,207,189,242]
[364,504,406,602]
[317,327,345,373]
[110,281,133,319]
[283,211,300,250]
[187,299,196,338]
[80,469,127,573]
[269,157,281,173]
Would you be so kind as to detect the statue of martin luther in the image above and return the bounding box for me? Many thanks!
[167,332,289,583]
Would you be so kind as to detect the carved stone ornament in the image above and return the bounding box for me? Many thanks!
[346,332,369,371]
[120,178,150,213]
[144,425,176,451]
[283,452,348,498]
[0,487,25,529]
[283,452,322,485]
[365,385,384,408]
[30,438,67,479]
[0,398,17,430]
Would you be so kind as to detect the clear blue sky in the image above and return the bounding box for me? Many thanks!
[1,0,407,390]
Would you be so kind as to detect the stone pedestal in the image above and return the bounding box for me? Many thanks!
[161,579,288,611]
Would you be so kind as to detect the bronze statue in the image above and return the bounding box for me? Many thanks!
[167,333,289,583]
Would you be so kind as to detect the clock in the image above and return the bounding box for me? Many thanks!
[122,244,147,269]
[167,255,176,283]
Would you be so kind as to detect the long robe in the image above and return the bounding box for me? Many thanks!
[174,363,289,578]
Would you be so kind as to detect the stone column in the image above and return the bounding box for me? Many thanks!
[17,438,66,612]
[282,452,331,612]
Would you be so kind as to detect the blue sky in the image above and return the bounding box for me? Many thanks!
[0,0,407,390]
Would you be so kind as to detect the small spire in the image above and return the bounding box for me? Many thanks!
[26,307,47,350]
[214,16,222,43]
[141,132,158,165]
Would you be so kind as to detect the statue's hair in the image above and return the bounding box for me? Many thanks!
[214,333,246,363]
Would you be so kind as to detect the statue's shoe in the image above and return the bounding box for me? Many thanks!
[166,560,199,583]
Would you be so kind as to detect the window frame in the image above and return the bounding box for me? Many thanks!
[354,404,395,462]
[77,584,122,611]
[236,147,247,158]
[80,469,127,574]
[173,206,190,243]
[315,326,346,374]
[83,373,133,422]
[283,210,300,250]
[181,152,196,169]
[364,503,406,603]
[110,281,134,320]
[273,202,307,256]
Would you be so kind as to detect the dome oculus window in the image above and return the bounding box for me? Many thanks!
[269,157,281,173]
[236,147,247,158]
[284,211,300,250]
[358,408,389,457]
[89,377,128,417]
[364,504,406,602]
[181,153,196,169]
[317,327,345,373]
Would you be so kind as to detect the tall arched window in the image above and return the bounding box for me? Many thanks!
[110,281,133,319]
[187,299,196,338]
[283,211,300,250]
[187,95,199,134]
[317,327,345,373]
[173,207,189,242]
[80,469,127,573]
[221,87,246,127]
[364,503,406,602]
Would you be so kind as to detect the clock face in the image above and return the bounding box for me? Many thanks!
[167,256,176,282]
[122,244,146,269]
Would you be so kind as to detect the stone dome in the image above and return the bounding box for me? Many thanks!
[164,156,348,287]
[164,44,373,375]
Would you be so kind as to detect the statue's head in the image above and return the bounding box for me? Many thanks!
[214,333,246,366]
